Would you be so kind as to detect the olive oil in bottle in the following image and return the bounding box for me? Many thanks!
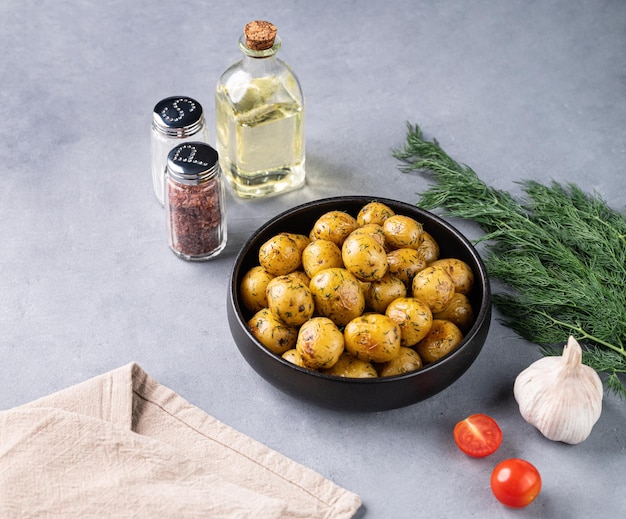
[215,20,305,198]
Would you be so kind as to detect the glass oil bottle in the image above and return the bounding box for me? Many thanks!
[215,20,305,198]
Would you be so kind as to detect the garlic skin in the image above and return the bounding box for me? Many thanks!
[513,336,603,445]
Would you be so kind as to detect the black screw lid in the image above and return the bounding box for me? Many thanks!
[167,142,220,184]
[153,96,205,137]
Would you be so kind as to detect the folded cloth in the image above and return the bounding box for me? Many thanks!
[0,362,362,518]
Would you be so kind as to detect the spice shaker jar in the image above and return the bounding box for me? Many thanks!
[151,96,210,205]
[165,142,227,261]
[215,20,305,199]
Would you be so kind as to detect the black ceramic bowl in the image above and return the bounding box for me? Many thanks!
[227,196,491,412]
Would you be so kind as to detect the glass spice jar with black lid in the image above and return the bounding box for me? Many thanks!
[165,142,227,261]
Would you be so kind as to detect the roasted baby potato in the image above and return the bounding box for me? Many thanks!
[348,223,386,248]
[281,348,306,367]
[419,231,440,264]
[382,215,424,250]
[322,352,378,378]
[377,347,423,377]
[365,274,407,313]
[248,308,298,355]
[239,265,274,313]
[356,201,395,226]
[430,258,475,294]
[415,319,464,363]
[296,317,345,370]
[301,239,343,279]
[279,232,310,254]
[341,233,388,282]
[356,278,372,297]
[284,270,310,287]
[266,275,314,326]
[309,268,365,326]
[259,233,302,276]
[344,313,401,363]
[411,265,455,313]
[309,210,358,246]
[385,297,433,347]
[434,292,474,332]
[386,247,427,286]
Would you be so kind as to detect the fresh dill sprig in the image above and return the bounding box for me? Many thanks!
[393,122,626,397]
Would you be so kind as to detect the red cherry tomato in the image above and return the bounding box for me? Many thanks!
[453,413,502,458]
[491,458,542,508]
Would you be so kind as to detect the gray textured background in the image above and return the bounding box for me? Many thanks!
[1,1,625,517]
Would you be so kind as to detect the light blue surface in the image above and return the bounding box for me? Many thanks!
[1,1,625,517]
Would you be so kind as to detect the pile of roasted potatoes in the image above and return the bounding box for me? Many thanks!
[239,201,476,378]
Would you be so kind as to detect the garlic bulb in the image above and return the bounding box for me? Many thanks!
[513,336,603,445]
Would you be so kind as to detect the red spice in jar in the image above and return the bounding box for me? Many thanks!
[166,143,227,261]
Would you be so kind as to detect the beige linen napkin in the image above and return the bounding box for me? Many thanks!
[0,362,361,518]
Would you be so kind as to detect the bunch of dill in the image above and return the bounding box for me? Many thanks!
[393,123,626,396]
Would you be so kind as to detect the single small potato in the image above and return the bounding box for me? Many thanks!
[434,292,475,332]
[348,223,386,248]
[365,274,407,313]
[342,233,388,282]
[430,258,475,294]
[282,348,306,368]
[356,278,372,297]
[344,313,401,363]
[259,233,302,276]
[309,210,358,246]
[239,266,273,313]
[284,270,310,287]
[323,352,378,378]
[356,201,395,226]
[419,231,440,264]
[415,319,464,364]
[411,265,455,312]
[279,232,310,254]
[266,275,314,326]
[301,239,343,279]
[385,297,433,347]
[248,308,298,355]
[296,317,345,370]
[377,347,423,377]
[386,248,427,286]
[382,215,424,250]
[309,268,365,326]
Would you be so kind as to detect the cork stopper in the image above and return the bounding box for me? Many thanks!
[244,20,277,51]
